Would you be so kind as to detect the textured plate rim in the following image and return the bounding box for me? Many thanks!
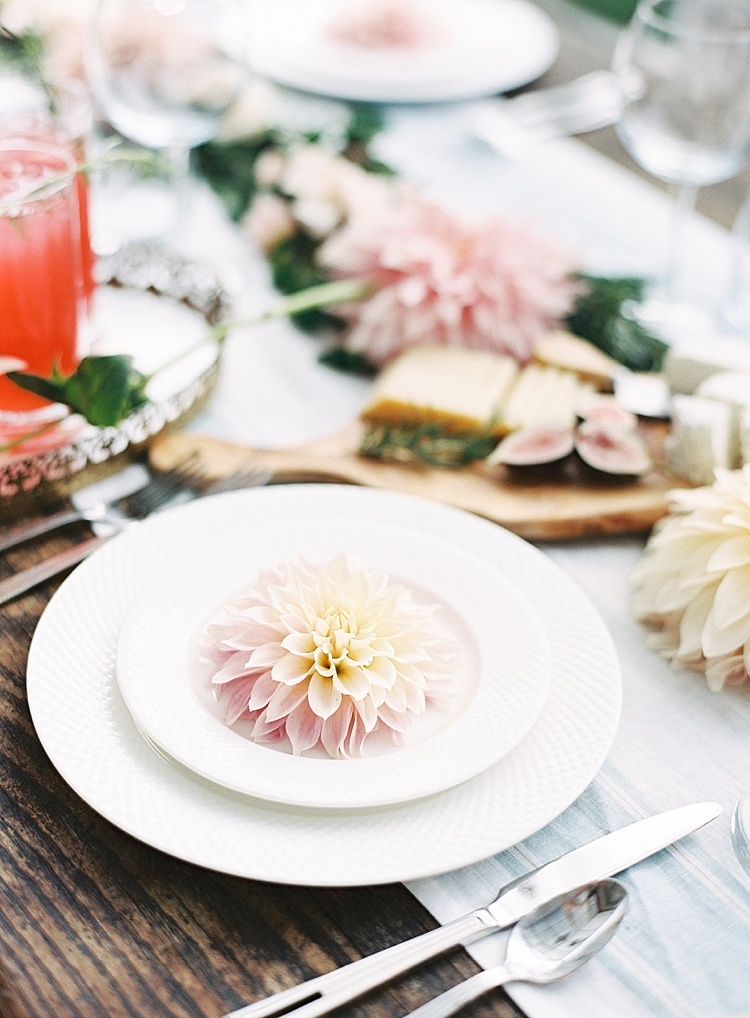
[27,484,621,887]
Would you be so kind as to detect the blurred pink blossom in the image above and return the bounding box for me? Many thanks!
[318,191,583,365]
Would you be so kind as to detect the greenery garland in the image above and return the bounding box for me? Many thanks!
[193,107,667,376]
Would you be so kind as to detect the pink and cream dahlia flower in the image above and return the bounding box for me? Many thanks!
[318,191,583,365]
[203,553,459,758]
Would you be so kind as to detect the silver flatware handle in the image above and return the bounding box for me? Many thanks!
[405,967,514,1018]
[0,536,108,605]
[0,508,88,554]
[223,911,497,1018]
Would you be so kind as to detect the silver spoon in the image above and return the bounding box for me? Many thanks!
[403,880,628,1018]
[731,795,750,875]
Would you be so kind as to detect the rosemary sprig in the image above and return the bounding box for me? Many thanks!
[360,423,499,468]
[23,140,163,200]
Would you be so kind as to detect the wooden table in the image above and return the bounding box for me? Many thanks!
[0,522,523,1018]
[0,4,745,1016]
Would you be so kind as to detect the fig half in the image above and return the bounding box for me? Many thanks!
[577,394,638,432]
[575,420,651,477]
[488,424,575,467]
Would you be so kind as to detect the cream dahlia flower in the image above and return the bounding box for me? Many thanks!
[203,553,460,758]
[242,192,296,252]
[318,190,583,365]
[280,144,393,239]
[631,466,750,691]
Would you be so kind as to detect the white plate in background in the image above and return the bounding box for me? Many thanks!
[247,0,559,103]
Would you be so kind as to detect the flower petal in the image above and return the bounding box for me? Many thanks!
[272,652,313,685]
[307,672,342,719]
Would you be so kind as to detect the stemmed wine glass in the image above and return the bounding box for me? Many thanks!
[87,0,246,240]
[612,0,750,312]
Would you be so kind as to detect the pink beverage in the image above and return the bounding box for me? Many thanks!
[0,140,83,415]
[0,80,96,305]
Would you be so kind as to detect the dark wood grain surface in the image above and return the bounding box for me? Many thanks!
[1,3,745,1015]
[0,520,523,1018]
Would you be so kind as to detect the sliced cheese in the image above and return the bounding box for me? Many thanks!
[533,330,619,391]
[501,365,590,431]
[361,346,518,435]
[666,394,734,485]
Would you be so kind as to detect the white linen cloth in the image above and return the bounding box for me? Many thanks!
[151,103,750,1016]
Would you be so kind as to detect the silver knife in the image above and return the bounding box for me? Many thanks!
[0,467,273,606]
[223,801,721,1018]
[0,536,109,606]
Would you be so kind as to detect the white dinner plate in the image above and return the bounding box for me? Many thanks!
[246,0,560,103]
[27,485,621,886]
[115,517,550,808]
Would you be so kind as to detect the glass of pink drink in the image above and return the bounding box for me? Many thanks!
[0,139,84,421]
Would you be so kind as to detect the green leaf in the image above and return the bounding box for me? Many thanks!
[346,103,385,147]
[565,274,669,373]
[267,230,348,333]
[7,355,149,428]
[193,134,279,222]
[318,347,379,376]
[5,371,63,404]
[565,0,638,24]
[342,103,395,175]
[0,21,46,82]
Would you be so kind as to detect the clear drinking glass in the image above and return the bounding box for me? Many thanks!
[613,0,750,303]
[87,0,246,238]
[0,79,96,306]
[0,140,85,424]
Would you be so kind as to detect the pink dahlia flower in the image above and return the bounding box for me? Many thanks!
[318,191,583,365]
[203,553,459,759]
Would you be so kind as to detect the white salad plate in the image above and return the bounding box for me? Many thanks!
[115,517,551,809]
[246,0,560,103]
[27,485,621,887]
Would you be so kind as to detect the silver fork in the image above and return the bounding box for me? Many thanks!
[0,464,201,555]
[0,464,271,606]
[471,70,629,160]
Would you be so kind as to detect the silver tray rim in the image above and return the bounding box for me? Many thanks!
[0,242,230,502]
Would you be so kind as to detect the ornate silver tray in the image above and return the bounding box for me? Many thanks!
[0,243,230,511]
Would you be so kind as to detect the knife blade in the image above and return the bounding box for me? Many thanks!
[0,536,109,606]
[223,801,721,1018]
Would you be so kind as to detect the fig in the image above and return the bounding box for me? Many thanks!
[488,424,575,467]
[575,420,651,477]
[577,394,637,431]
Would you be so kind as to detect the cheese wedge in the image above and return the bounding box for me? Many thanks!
[360,346,518,435]
[533,330,620,391]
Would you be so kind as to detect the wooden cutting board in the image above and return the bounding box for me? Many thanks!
[149,419,686,541]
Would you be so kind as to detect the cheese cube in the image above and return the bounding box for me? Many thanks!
[666,394,734,485]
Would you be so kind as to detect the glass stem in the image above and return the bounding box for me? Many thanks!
[165,143,191,240]
[723,185,750,334]
[664,183,699,301]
